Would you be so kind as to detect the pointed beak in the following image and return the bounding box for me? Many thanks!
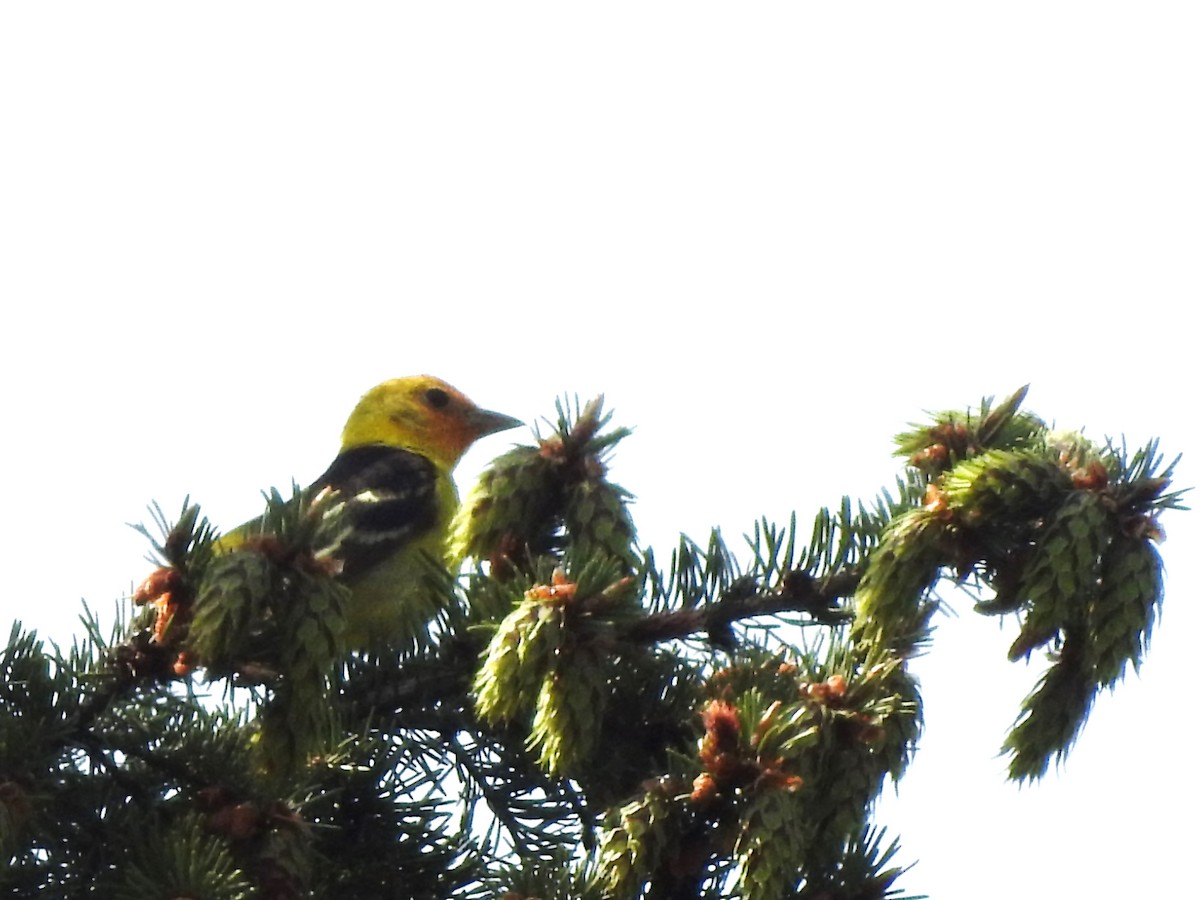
[468,407,524,439]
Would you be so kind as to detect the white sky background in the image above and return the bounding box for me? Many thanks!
[2,3,1197,896]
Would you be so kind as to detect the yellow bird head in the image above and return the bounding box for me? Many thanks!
[339,375,522,472]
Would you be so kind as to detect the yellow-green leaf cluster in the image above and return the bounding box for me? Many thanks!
[1003,630,1095,782]
[188,550,277,673]
[734,786,810,899]
[474,593,562,726]
[565,477,638,572]
[940,448,1072,525]
[849,508,943,656]
[452,396,637,584]
[451,445,562,570]
[1007,490,1112,662]
[895,385,1043,475]
[474,574,616,777]
[528,644,607,777]
[663,651,924,896]
[255,570,349,775]
[1090,534,1162,687]
[187,530,349,775]
[597,778,688,900]
[1003,527,1165,781]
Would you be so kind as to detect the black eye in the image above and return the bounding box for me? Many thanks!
[424,387,450,409]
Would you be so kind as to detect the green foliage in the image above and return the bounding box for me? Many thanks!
[796,826,926,900]
[939,448,1072,526]
[1,386,1183,898]
[490,852,607,900]
[1006,490,1112,663]
[1003,626,1096,783]
[111,813,255,900]
[1091,534,1162,687]
[475,558,667,783]
[452,395,638,577]
[848,508,943,657]
[894,384,1044,474]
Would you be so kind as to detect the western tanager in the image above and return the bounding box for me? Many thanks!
[218,375,521,650]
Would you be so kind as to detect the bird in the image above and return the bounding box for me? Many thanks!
[216,375,522,651]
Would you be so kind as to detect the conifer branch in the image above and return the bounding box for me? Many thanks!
[622,567,859,645]
[5,386,1184,899]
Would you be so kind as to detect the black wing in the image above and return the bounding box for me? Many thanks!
[311,444,440,579]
